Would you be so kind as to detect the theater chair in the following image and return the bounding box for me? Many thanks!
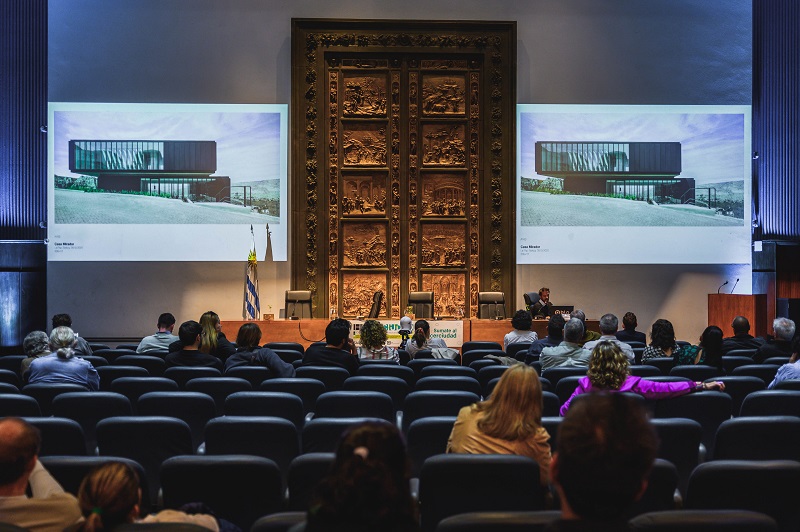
[477,291,506,319]
[407,291,434,319]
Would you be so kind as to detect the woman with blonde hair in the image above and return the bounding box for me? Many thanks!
[447,363,551,486]
[198,310,236,362]
[75,462,218,531]
[560,341,725,416]
[357,320,399,362]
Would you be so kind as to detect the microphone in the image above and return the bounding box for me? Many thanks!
[289,300,299,320]
[731,278,740,294]
[717,280,729,294]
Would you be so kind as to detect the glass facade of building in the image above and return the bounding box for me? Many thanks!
[72,141,165,171]
[538,142,630,173]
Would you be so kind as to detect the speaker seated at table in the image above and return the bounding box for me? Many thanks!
[478,292,506,320]
[408,291,434,319]
[285,290,312,319]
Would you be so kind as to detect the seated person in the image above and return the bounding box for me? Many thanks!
[530,287,553,318]
[527,313,566,361]
[540,318,591,370]
[28,327,99,391]
[357,320,399,362]
[583,313,634,363]
[405,319,448,359]
[136,312,180,355]
[641,318,682,361]
[754,317,795,363]
[615,311,647,345]
[503,310,538,351]
[768,336,800,389]
[675,325,724,370]
[51,313,92,358]
[548,394,657,530]
[721,316,765,355]
[76,461,218,531]
[570,309,600,346]
[198,311,237,362]
[164,321,223,370]
[447,364,551,487]
[225,322,296,377]
[20,331,50,380]
[302,318,359,375]
[0,417,83,531]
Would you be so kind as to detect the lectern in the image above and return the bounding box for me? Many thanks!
[708,294,767,337]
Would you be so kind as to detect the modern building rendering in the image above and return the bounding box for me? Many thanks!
[535,141,696,205]
[68,140,231,202]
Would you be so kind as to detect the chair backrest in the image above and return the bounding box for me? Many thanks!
[642,357,675,376]
[137,391,216,451]
[506,343,533,361]
[630,365,662,378]
[285,290,313,319]
[260,377,326,414]
[406,416,457,478]
[163,366,222,388]
[626,459,679,518]
[110,377,179,412]
[401,390,479,433]
[185,376,252,415]
[295,366,350,391]
[669,364,723,381]
[357,363,416,386]
[23,417,87,456]
[406,358,458,378]
[774,379,800,391]
[554,376,584,407]
[708,376,765,417]
[652,391,732,455]
[763,356,791,366]
[469,358,499,371]
[685,460,800,530]
[477,291,506,319]
[420,365,478,379]
[739,389,800,417]
[0,394,41,417]
[419,454,547,531]
[286,453,336,511]
[435,511,561,532]
[271,349,304,364]
[301,417,393,453]
[224,391,305,428]
[540,366,588,388]
[0,355,26,377]
[461,341,504,354]
[96,365,149,391]
[461,348,506,367]
[113,355,167,377]
[731,364,781,385]
[342,376,410,410]
[0,369,20,388]
[51,391,133,453]
[223,366,274,388]
[541,391,560,417]
[725,348,758,358]
[408,291,434,319]
[161,455,283,530]
[650,417,703,497]
[629,509,778,531]
[415,376,482,396]
[88,343,110,352]
[477,365,508,396]
[722,355,757,374]
[22,383,88,416]
[313,391,395,422]
[713,416,800,461]
[92,348,135,363]
[264,342,305,354]
[114,343,140,351]
[250,512,307,532]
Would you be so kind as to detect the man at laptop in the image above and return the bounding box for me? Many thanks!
[531,287,553,318]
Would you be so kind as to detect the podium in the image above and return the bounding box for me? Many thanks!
[708,294,768,337]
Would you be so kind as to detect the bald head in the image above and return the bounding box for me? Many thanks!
[731,316,750,335]
[0,418,40,486]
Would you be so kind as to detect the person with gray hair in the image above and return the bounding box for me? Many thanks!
[754,317,796,363]
[27,327,100,391]
[583,314,635,363]
[540,318,591,370]
[20,331,50,379]
[570,309,601,346]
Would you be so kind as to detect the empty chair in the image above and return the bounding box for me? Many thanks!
[650,418,703,496]
[469,359,499,372]
[626,459,679,518]
[739,389,800,417]
[0,355,26,377]
[313,391,395,423]
[407,358,458,378]
[265,342,305,354]
[163,366,222,388]
[706,376,765,417]
[342,376,410,410]
[92,348,134,363]
[774,379,800,391]
[81,355,110,369]
[224,366,273,388]
[435,511,561,531]
[722,355,756,374]
[477,291,506,319]
[731,364,781,385]
[113,354,167,376]
[420,365,478,379]
[0,369,20,388]
[406,416,457,478]
[685,460,800,531]
[0,394,40,416]
[357,363,415,386]
[713,416,800,461]
[407,291,434,318]
[478,365,508,396]
[629,510,778,531]
[669,364,723,381]
[51,391,132,453]
[224,391,305,428]
[88,343,110,352]
[137,391,216,451]
[204,416,300,478]
[412,349,434,359]
[419,454,547,531]
[110,376,179,411]
[630,365,662,378]
[402,390,480,434]
[461,349,506,367]
[554,376,584,407]
[295,366,350,391]
[542,391,560,417]
[24,417,87,456]
[541,367,587,388]
[261,377,326,414]
[284,290,312,319]
[115,343,139,351]
[541,417,561,452]
[764,356,791,366]
[642,357,675,376]
[415,376,482,396]
[96,365,148,391]
[161,455,283,531]
[461,341,503,354]
[22,383,87,416]
[185,376,252,415]
[302,417,393,453]
[506,343,532,361]
[96,416,193,505]
[652,391,731,455]
[632,347,646,365]
[0,383,19,394]
[286,453,335,511]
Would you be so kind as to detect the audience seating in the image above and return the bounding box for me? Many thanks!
[313,391,395,422]
[554,376,583,406]
[0,369,20,388]
[224,391,305,428]
[626,459,679,518]
[160,455,283,531]
[713,416,800,461]
[414,376,482,397]
[669,364,723,381]
[136,391,216,451]
[485,377,502,397]
[96,416,193,505]
[110,377,179,411]
[739,389,800,417]
[51,391,132,453]
[0,355,25,376]
[406,416,457,478]
[113,354,167,377]
[407,358,459,377]
[435,511,561,531]
[542,391,560,417]
[418,454,547,531]
[260,378,326,414]
[81,355,109,369]
[96,365,149,391]
[773,379,800,391]
[203,416,300,479]
[88,343,110,352]
[468,359,498,371]
[632,347,645,364]
[0,394,40,416]
[652,391,731,455]
[629,509,778,531]
[629,365,662,378]
[540,417,561,451]
[224,366,273,388]
[265,342,305,354]
[413,349,435,359]
[407,291,434,319]
[114,343,139,351]
[540,367,587,388]
[184,376,252,415]
[357,363,415,386]
[24,417,87,456]
[286,453,335,511]
[163,366,222,388]
[725,348,758,359]
[461,341,503,354]
[92,348,136,363]
[271,349,304,364]
[420,365,479,380]
[342,375,410,410]
[295,366,350,391]
[402,391,479,434]
[705,376,765,417]
[763,356,791,366]
[477,365,508,396]
[642,357,674,375]
[685,460,800,531]
[461,348,505,367]
[0,383,18,394]
[506,343,532,361]
[22,383,87,416]
[650,418,703,495]
[250,512,307,532]
[302,417,393,453]
[731,364,780,385]
[722,355,756,374]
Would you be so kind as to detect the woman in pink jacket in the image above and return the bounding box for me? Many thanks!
[560,341,725,416]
